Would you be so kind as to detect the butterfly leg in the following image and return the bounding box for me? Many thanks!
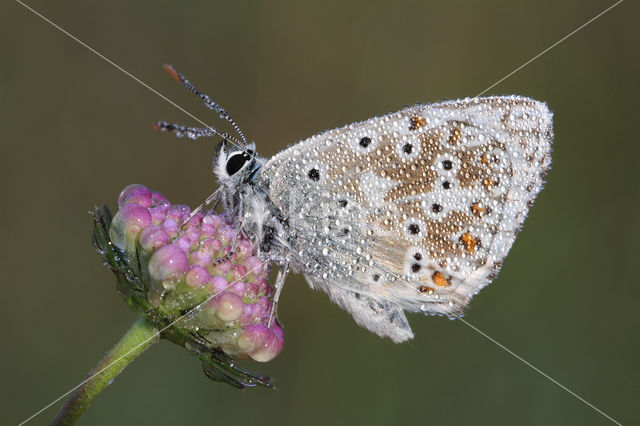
[180,186,222,228]
[228,194,245,255]
[268,263,289,328]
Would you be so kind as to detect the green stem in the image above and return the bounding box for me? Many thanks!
[52,318,160,425]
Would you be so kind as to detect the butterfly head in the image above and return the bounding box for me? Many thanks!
[213,140,263,187]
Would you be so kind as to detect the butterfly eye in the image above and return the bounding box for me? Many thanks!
[226,152,250,175]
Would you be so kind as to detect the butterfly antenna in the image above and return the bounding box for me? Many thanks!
[163,64,249,149]
[153,121,243,146]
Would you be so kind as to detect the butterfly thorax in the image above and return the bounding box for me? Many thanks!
[213,142,292,265]
[230,179,292,265]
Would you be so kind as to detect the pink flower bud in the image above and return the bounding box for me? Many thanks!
[230,281,246,295]
[214,293,244,322]
[188,247,211,267]
[109,203,152,250]
[166,205,189,223]
[211,259,232,276]
[183,212,203,228]
[162,218,179,238]
[238,324,284,362]
[148,244,188,282]
[149,203,169,224]
[199,223,217,238]
[202,238,222,255]
[185,265,209,288]
[208,276,229,293]
[150,191,168,204]
[185,227,200,244]
[246,256,265,276]
[139,225,169,252]
[230,264,248,281]
[218,226,236,245]
[202,213,227,228]
[175,236,192,254]
[236,239,253,258]
[118,184,152,208]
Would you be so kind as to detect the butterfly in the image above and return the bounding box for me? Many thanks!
[155,65,553,343]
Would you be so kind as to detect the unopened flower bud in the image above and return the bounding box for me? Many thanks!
[94,184,283,387]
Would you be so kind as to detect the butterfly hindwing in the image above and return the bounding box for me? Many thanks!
[305,274,413,342]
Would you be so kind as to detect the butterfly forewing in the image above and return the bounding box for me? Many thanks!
[259,96,552,341]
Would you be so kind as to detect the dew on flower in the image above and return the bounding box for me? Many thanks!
[93,184,282,393]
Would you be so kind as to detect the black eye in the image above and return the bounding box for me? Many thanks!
[226,153,249,175]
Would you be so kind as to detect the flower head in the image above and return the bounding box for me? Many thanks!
[93,184,283,388]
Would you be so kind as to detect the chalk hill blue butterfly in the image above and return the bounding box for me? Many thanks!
[155,65,553,342]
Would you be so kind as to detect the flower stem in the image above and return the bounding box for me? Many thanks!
[52,318,160,425]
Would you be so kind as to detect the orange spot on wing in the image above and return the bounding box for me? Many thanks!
[432,272,451,287]
[448,127,462,145]
[460,232,479,253]
[471,202,486,217]
[418,285,432,294]
[482,178,495,190]
[409,116,427,130]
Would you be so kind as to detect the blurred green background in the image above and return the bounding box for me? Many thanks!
[2,1,638,425]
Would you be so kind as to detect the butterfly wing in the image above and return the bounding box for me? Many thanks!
[304,276,414,343]
[259,96,552,342]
